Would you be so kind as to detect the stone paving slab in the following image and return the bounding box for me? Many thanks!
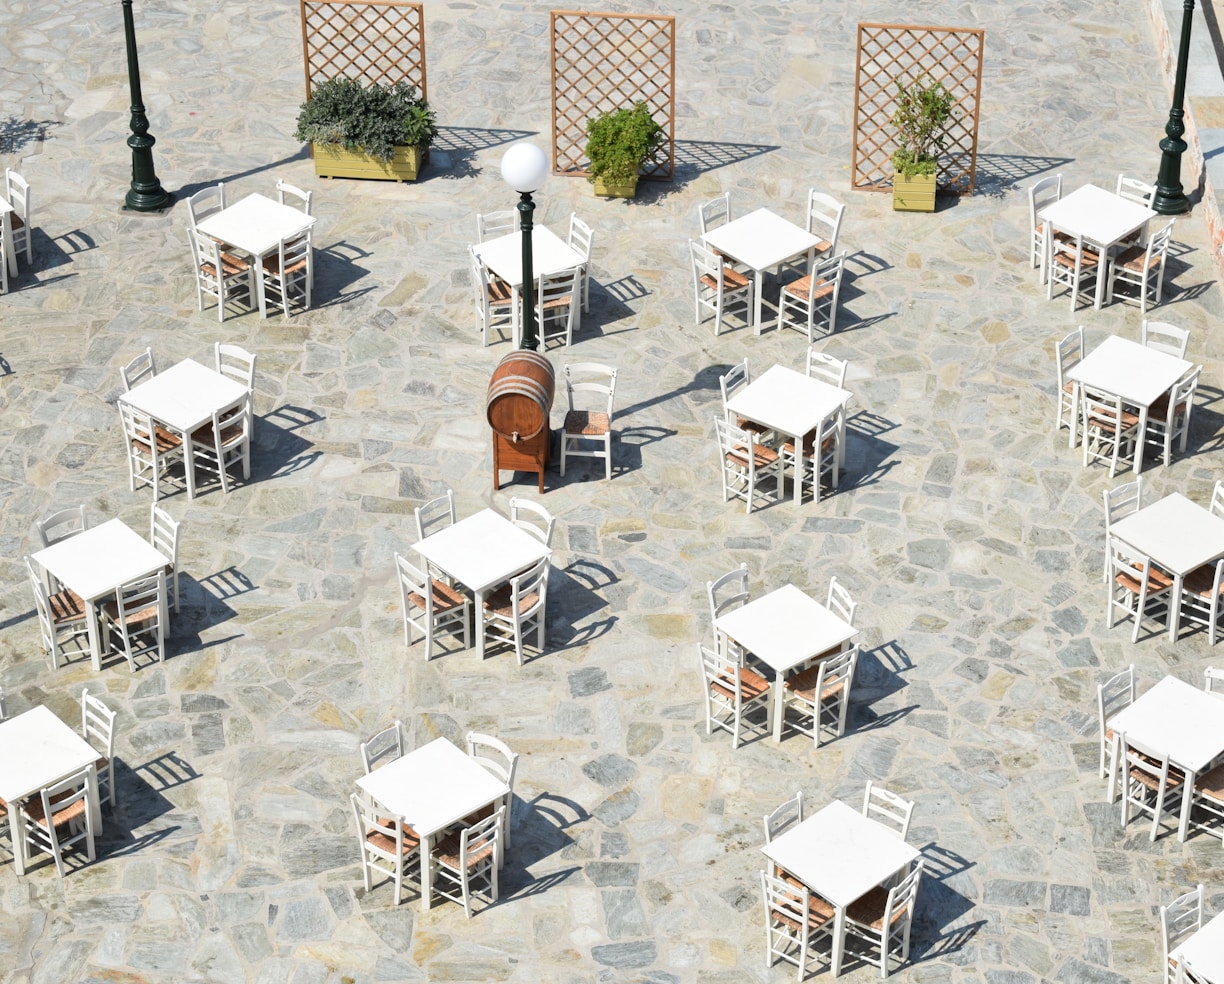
[2,0,1224,982]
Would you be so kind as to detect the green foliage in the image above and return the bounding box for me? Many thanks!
[584,102,664,186]
[889,76,955,178]
[294,78,437,163]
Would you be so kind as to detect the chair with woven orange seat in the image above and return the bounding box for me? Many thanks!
[1161,885,1205,984]
[395,552,470,661]
[779,405,843,504]
[862,781,914,841]
[1118,731,1185,841]
[560,362,616,480]
[469,244,514,346]
[98,570,167,670]
[119,401,186,500]
[1028,173,1062,279]
[1145,365,1201,468]
[350,791,421,905]
[843,859,924,978]
[482,556,549,665]
[760,869,835,981]
[1055,326,1084,440]
[1102,478,1143,583]
[535,266,581,348]
[782,644,859,747]
[5,168,32,268]
[1106,540,1174,643]
[763,791,803,845]
[187,227,252,322]
[1081,386,1139,478]
[1180,558,1224,646]
[777,251,846,341]
[26,555,88,669]
[189,394,251,495]
[1188,760,1224,846]
[690,239,753,335]
[431,805,503,917]
[1097,664,1135,787]
[707,563,750,655]
[464,732,519,859]
[81,688,117,808]
[260,229,312,318]
[719,359,772,444]
[149,503,181,614]
[699,642,770,749]
[715,417,782,513]
[1109,218,1175,314]
[1047,228,1101,312]
[36,505,87,550]
[20,768,96,878]
[359,719,405,775]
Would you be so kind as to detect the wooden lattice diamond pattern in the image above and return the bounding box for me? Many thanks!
[300,0,426,100]
[551,11,675,180]
[852,23,984,194]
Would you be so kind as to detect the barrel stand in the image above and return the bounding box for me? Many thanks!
[493,430,550,493]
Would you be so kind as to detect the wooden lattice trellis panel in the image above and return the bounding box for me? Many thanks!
[300,0,426,100]
[852,23,984,194]
[551,11,675,180]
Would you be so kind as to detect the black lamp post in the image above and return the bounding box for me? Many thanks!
[1152,0,1196,215]
[121,0,171,212]
[500,142,550,351]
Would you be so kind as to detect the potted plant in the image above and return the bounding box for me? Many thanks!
[584,101,664,198]
[294,77,437,182]
[889,75,955,212]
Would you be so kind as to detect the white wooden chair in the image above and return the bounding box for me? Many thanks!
[779,406,842,505]
[1175,957,1208,984]
[509,497,555,547]
[862,781,914,840]
[430,805,503,917]
[189,395,252,494]
[560,362,616,480]
[465,732,519,856]
[5,168,32,265]
[1081,387,1139,478]
[394,552,470,660]
[535,267,581,348]
[476,209,515,242]
[1188,760,1224,846]
[215,342,257,393]
[98,570,167,669]
[415,489,455,542]
[826,576,857,627]
[1181,558,1224,646]
[782,644,859,747]
[1102,478,1142,582]
[806,190,846,256]
[762,791,803,844]
[1106,540,1173,643]
[1119,732,1185,841]
[1097,664,1135,785]
[186,182,225,229]
[1047,228,1101,312]
[1160,884,1204,984]
[1111,219,1175,313]
[482,556,549,665]
[698,642,769,749]
[1145,365,1201,467]
[81,688,117,808]
[149,503,181,614]
[19,768,96,877]
[36,505,87,549]
[468,244,514,346]
[698,192,730,236]
[1116,172,1156,205]
[275,179,312,214]
[349,791,420,905]
[1055,326,1083,440]
[118,401,185,499]
[843,859,924,979]
[1141,319,1190,360]
[777,251,846,341]
[187,227,252,322]
[260,229,313,317]
[25,555,88,669]
[719,359,771,442]
[806,349,848,387]
[120,348,157,391]
[706,563,749,652]
[689,239,752,335]
[1027,173,1062,277]
[715,417,781,513]
[567,212,595,311]
[760,869,834,982]
[359,719,405,775]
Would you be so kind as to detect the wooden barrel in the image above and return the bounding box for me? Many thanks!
[486,351,555,443]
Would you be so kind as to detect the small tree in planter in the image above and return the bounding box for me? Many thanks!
[294,77,437,182]
[585,101,664,198]
[890,75,955,212]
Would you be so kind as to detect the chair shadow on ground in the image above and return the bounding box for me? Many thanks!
[908,845,983,966]
[311,240,376,309]
[498,791,587,901]
[1183,387,1224,460]
[251,404,324,481]
[970,152,1075,199]
[169,566,250,651]
[97,752,201,863]
[429,126,537,181]
[850,640,919,735]
[170,149,312,211]
[841,410,902,493]
[543,559,619,654]
[575,274,651,340]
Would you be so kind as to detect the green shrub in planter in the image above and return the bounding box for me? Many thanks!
[294,77,437,165]
[585,101,664,196]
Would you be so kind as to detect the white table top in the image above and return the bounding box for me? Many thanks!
[196,193,316,258]
[724,364,852,440]
[472,226,584,289]
[1110,493,1224,578]
[702,207,820,272]
[355,737,508,838]
[413,509,550,594]
[715,583,858,675]
[0,706,99,804]
[1066,335,1191,410]
[1172,909,1224,979]
[1038,184,1157,248]
[761,800,919,908]
[119,358,249,434]
[1109,675,1224,773]
[31,518,169,603]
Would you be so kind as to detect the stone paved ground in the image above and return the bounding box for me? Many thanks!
[2,0,1224,982]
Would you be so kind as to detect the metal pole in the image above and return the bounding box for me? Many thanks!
[1152,0,1196,215]
[121,0,171,212]
[517,191,538,350]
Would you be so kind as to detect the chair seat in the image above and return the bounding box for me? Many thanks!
[784,663,845,702]
[261,254,307,276]
[1054,247,1101,270]
[100,600,159,623]
[48,589,86,624]
[700,267,751,292]
[781,431,836,456]
[202,253,251,278]
[727,443,779,469]
[461,802,497,827]
[711,666,770,701]
[366,823,421,855]
[735,417,770,437]
[485,280,513,304]
[771,896,835,933]
[1088,409,1141,433]
[433,832,495,870]
[132,427,183,455]
[782,274,836,301]
[564,410,610,436]
[1183,564,1224,597]
[1128,762,1184,791]
[1195,762,1224,800]
[10,214,23,231]
[1113,244,1162,272]
[22,792,86,829]
[846,885,908,929]
[1147,393,1185,420]
[407,579,468,614]
[483,585,540,617]
[1115,563,1173,596]
[190,422,244,447]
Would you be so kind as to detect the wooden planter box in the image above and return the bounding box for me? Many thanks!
[892,172,936,212]
[592,176,638,198]
[312,143,423,182]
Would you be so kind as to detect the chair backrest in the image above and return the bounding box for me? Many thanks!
[826,576,857,626]
[1176,956,1206,984]
[187,182,225,228]
[121,348,157,391]
[1121,730,1180,797]
[806,190,846,251]
[6,168,30,219]
[81,688,116,759]
[862,780,915,840]
[466,731,518,788]
[817,645,859,702]
[568,213,594,262]
[209,394,252,448]
[881,859,924,928]
[415,489,455,541]
[458,803,503,864]
[805,250,847,303]
[1028,174,1062,229]
[1055,326,1084,387]
[150,503,179,565]
[509,497,555,547]
[509,556,550,615]
[36,506,87,549]
[715,417,763,477]
[476,209,516,242]
[719,360,750,421]
[762,790,803,843]
[215,342,257,392]
[1102,479,1142,528]
[1161,883,1204,960]
[115,573,163,626]
[350,790,408,868]
[1168,365,1202,420]
[564,362,616,417]
[187,225,223,273]
[1205,666,1224,697]
[26,555,55,649]
[1116,173,1155,205]
[1097,665,1135,735]
[1081,387,1129,435]
[537,266,581,342]
[1143,217,1176,263]
[707,563,750,627]
[689,237,725,287]
[807,349,847,388]
[698,193,730,235]
[1141,320,1190,359]
[275,179,312,215]
[360,719,405,774]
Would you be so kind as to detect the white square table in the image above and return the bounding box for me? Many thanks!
[195,193,317,318]
[355,736,508,911]
[724,364,852,504]
[1172,909,1224,981]
[1110,493,1224,642]
[701,208,821,333]
[119,358,250,499]
[1065,335,1191,472]
[31,518,170,670]
[1038,184,1157,309]
[714,583,858,741]
[761,800,920,977]
[471,226,585,342]
[1108,675,1224,841]
[0,706,102,876]
[413,509,551,659]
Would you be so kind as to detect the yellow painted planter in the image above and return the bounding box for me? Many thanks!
[592,176,638,199]
[892,172,937,212]
[312,144,423,182]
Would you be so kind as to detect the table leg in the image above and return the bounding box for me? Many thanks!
[1093,241,1110,310]
[753,267,764,335]
[420,831,435,911]
[791,430,803,505]
[1177,767,1196,841]
[254,257,269,319]
[831,905,846,976]
[772,675,785,742]
[475,588,486,659]
[9,800,26,876]
[1068,382,1081,450]
[1133,407,1148,474]
[86,592,105,672]
[1169,572,1183,644]
[86,763,102,837]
